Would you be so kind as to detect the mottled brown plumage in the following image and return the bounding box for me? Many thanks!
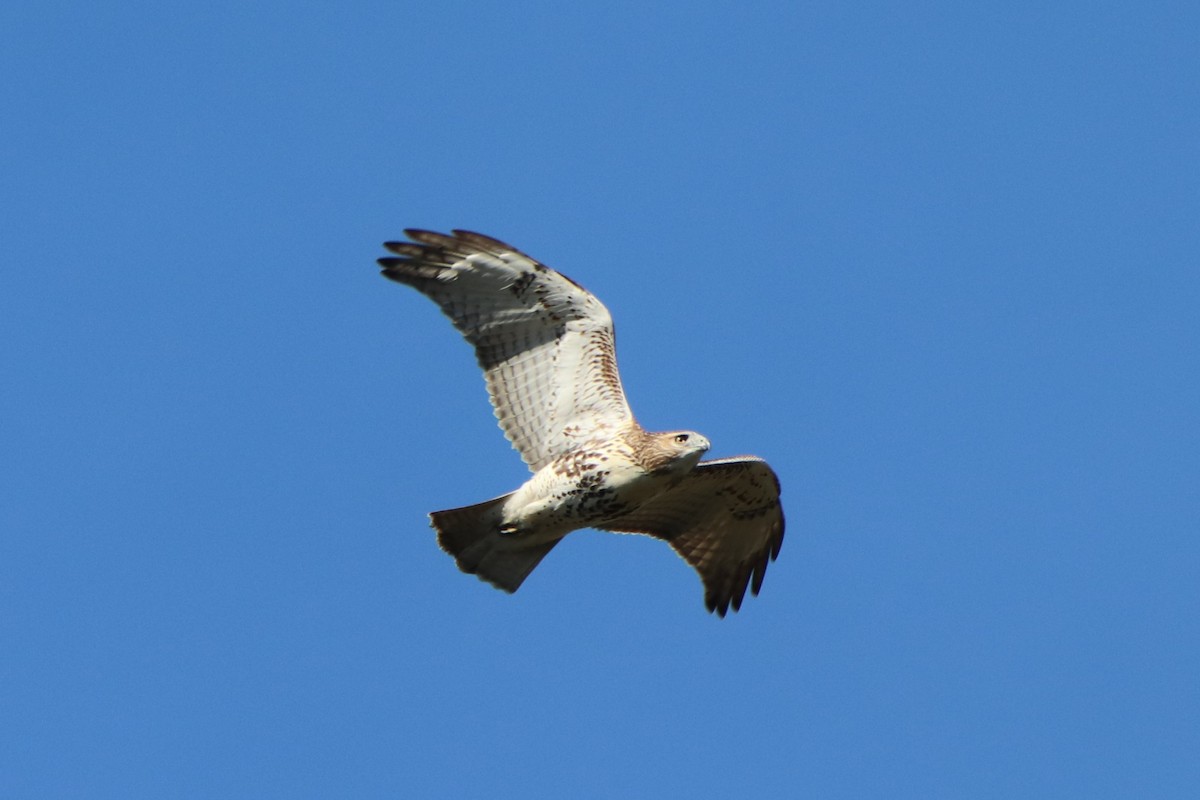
[379,229,785,616]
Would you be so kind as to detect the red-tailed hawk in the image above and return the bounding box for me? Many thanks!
[379,230,785,616]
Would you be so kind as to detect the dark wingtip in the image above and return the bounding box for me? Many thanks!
[403,228,451,244]
[771,513,786,561]
[377,257,413,284]
[382,240,426,257]
[751,556,768,596]
[451,229,518,253]
[707,591,730,618]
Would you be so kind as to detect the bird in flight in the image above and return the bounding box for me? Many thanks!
[378,230,784,616]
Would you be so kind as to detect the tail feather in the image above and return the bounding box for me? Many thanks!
[429,494,559,593]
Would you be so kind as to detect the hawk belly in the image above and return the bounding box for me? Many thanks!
[501,447,668,541]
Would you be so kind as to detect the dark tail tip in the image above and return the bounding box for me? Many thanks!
[429,496,559,593]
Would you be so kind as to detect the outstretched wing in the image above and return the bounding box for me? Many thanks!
[597,457,785,616]
[379,230,634,472]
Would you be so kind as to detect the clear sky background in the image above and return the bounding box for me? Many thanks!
[2,2,1197,797]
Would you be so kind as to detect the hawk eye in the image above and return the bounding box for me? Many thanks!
[675,434,689,443]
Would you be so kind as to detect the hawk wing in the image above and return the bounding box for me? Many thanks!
[597,457,785,616]
[378,230,634,472]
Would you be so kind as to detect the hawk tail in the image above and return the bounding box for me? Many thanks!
[429,495,559,593]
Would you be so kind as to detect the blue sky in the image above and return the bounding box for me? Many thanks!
[2,1,1197,796]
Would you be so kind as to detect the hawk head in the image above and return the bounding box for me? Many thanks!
[638,430,711,477]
